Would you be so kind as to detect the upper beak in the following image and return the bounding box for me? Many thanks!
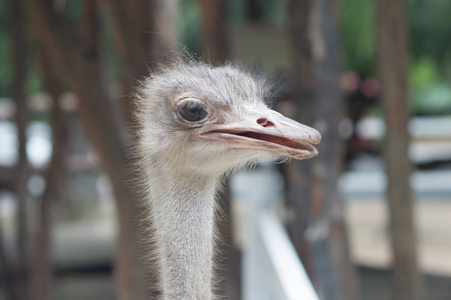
[198,109,321,160]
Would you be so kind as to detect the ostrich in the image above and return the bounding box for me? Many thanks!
[136,62,321,299]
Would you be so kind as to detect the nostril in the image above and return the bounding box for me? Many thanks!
[257,118,275,127]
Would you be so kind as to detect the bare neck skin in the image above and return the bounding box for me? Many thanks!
[148,166,219,299]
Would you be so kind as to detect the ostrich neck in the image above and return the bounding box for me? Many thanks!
[148,167,219,300]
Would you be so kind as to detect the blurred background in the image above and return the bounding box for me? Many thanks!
[0,0,450,299]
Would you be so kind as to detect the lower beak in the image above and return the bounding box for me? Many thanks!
[198,110,321,160]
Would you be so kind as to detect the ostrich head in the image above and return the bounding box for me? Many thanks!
[136,62,321,299]
[138,63,321,175]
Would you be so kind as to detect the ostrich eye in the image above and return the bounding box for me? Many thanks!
[176,98,209,123]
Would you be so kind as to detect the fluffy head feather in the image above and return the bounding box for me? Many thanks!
[136,61,318,177]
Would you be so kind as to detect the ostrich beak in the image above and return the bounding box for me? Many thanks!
[199,109,321,160]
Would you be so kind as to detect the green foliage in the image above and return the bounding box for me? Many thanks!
[228,0,247,22]
[228,0,285,25]
[178,0,201,56]
[410,58,439,89]
[410,58,451,114]
[339,0,376,75]
[0,1,12,97]
[407,0,451,67]
[411,82,451,115]
[65,0,83,22]
[26,63,43,95]
[407,0,451,114]
[339,0,451,114]
[259,0,286,27]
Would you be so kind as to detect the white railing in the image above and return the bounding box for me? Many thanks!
[231,164,319,300]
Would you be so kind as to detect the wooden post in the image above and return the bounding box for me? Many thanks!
[287,0,360,299]
[198,0,229,65]
[376,0,422,299]
[286,0,317,281]
[8,0,30,298]
[28,52,68,300]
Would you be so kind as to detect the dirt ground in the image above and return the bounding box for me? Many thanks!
[346,199,451,276]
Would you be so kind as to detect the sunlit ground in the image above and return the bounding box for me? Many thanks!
[346,200,451,276]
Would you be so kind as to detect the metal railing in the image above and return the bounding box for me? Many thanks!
[231,164,319,300]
